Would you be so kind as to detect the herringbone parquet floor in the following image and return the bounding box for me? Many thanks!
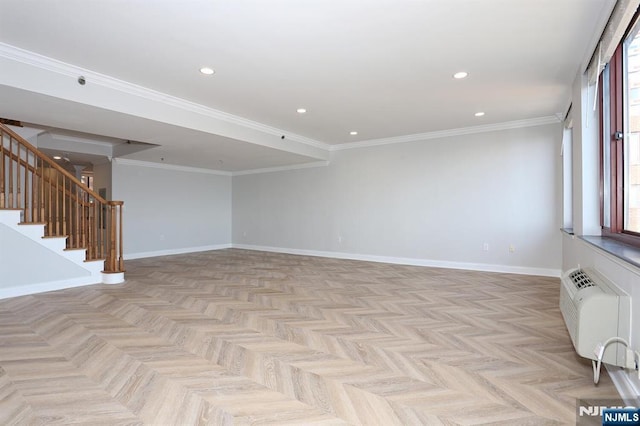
[0,249,621,425]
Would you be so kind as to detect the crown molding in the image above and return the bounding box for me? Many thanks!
[330,116,561,151]
[232,161,330,176]
[0,42,330,152]
[113,158,232,176]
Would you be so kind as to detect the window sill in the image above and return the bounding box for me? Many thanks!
[578,235,640,270]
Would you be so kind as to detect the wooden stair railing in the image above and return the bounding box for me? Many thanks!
[0,123,124,274]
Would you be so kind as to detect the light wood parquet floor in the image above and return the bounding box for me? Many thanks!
[0,249,622,425]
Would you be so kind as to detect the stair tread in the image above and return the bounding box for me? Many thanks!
[18,222,47,225]
[42,235,68,239]
[64,247,87,252]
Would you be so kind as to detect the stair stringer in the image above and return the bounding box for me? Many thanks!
[0,209,123,299]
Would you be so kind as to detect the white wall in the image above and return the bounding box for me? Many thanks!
[112,160,232,257]
[233,123,563,276]
[0,223,89,288]
[93,161,112,200]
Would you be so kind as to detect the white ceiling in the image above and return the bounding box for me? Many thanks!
[0,0,615,171]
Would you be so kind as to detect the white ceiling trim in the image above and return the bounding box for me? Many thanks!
[0,42,330,152]
[113,158,232,176]
[233,160,330,176]
[331,116,561,151]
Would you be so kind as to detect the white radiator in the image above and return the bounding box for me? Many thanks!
[560,267,630,366]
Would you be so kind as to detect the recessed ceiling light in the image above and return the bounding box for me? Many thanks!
[53,156,62,160]
[453,71,468,79]
[475,112,485,117]
[199,67,215,75]
[297,108,307,114]
[350,131,358,135]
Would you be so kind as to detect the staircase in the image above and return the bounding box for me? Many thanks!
[0,123,125,299]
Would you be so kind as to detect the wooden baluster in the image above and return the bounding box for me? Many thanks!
[87,201,93,260]
[68,179,72,240]
[54,171,59,235]
[48,166,53,236]
[92,200,96,259]
[0,133,5,208]
[39,159,45,223]
[24,150,30,221]
[89,201,96,260]
[100,203,111,260]
[27,148,31,220]
[90,198,95,259]
[66,182,72,247]
[32,157,36,221]
[34,157,38,222]
[17,141,22,213]
[94,202,100,261]
[72,186,77,247]
[24,150,35,223]
[96,202,104,259]
[31,154,36,222]
[74,187,80,249]
[76,189,81,249]
[81,192,86,249]
[62,175,67,239]
[97,202,101,261]
[86,201,91,259]
[86,194,90,250]
[8,136,13,208]
[68,184,73,248]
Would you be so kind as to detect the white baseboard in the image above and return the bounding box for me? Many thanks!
[606,365,640,405]
[0,276,101,300]
[231,244,561,277]
[125,243,233,260]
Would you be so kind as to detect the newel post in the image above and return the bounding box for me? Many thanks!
[106,200,124,273]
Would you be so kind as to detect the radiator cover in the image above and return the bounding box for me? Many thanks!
[560,267,630,367]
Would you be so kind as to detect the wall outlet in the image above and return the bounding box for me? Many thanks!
[483,243,489,251]
[509,244,516,253]
[338,236,343,244]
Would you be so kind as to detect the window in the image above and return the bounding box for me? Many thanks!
[600,15,640,245]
